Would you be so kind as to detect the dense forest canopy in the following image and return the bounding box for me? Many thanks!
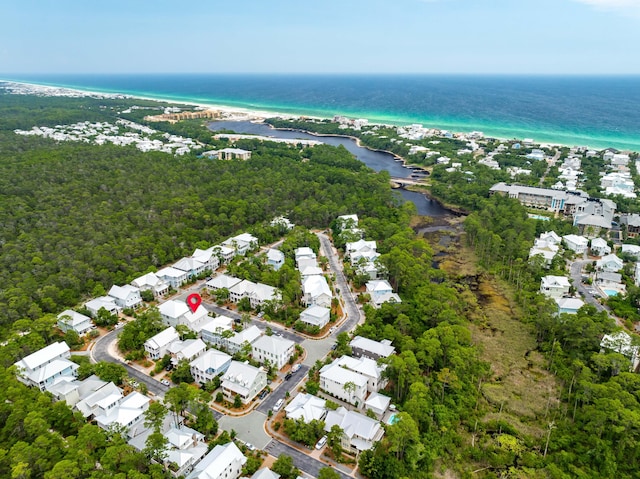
[0,92,400,329]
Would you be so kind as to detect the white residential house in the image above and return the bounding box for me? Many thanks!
[349,336,395,361]
[192,246,221,271]
[295,247,317,265]
[540,276,571,299]
[247,282,281,309]
[214,245,236,264]
[209,147,252,161]
[562,234,589,254]
[185,441,246,479]
[302,275,332,308]
[271,216,294,230]
[108,284,143,309]
[85,296,121,318]
[529,238,560,266]
[207,274,242,293]
[335,355,387,393]
[323,407,384,454]
[163,425,209,478]
[556,297,585,315]
[46,374,95,408]
[319,360,368,406]
[336,214,359,231]
[131,272,169,296]
[144,326,180,360]
[94,391,150,438]
[600,330,640,372]
[365,280,402,308]
[297,257,319,273]
[173,257,207,278]
[251,335,295,370]
[221,361,267,404]
[128,421,208,479]
[596,254,624,273]
[596,271,624,289]
[76,382,124,420]
[14,342,79,391]
[159,299,190,327]
[591,238,612,257]
[284,393,328,422]
[229,279,257,304]
[635,262,640,287]
[226,326,262,355]
[266,249,285,271]
[156,266,188,289]
[169,339,207,366]
[346,239,377,260]
[181,305,210,332]
[200,315,234,347]
[249,469,281,479]
[190,348,232,385]
[300,264,324,279]
[57,310,93,335]
[223,233,258,256]
[364,392,391,417]
[299,305,331,329]
[621,244,640,259]
[352,252,381,280]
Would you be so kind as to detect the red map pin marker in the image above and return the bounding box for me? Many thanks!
[186,293,202,313]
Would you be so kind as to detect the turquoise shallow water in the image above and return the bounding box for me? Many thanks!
[3,74,639,151]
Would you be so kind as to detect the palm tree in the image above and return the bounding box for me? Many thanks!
[343,381,356,404]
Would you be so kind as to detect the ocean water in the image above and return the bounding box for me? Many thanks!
[3,74,640,151]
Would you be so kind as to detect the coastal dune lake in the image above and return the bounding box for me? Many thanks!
[208,120,451,217]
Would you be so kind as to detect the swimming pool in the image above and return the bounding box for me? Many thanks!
[528,214,551,221]
[603,289,619,297]
[388,413,399,425]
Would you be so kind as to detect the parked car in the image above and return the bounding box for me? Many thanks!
[246,443,256,451]
[161,379,170,386]
[273,398,284,412]
[284,372,292,381]
[259,390,268,400]
[292,364,300,373]
[315,435,328,450]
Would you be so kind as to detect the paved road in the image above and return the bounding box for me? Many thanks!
[570,259,608,313]
[201,301,304,345]
[257,365,310,414]
[218,411,271,449]
[264,440,352,479]
[91,329,170,397]
[317,232,362,334]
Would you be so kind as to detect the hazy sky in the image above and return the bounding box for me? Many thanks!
[1,0,639,74]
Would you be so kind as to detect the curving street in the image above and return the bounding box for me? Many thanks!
[91,329,170,397]
[89,231,362,478]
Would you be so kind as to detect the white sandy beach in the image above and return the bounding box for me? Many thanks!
[1,79,634,153]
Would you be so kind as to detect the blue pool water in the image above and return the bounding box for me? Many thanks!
[603,289,619,297]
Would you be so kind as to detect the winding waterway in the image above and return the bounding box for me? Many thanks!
[208,121,451,217]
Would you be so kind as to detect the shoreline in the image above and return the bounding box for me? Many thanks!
[2,79,639,153]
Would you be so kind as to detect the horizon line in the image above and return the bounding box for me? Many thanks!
[3,72,640,77]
